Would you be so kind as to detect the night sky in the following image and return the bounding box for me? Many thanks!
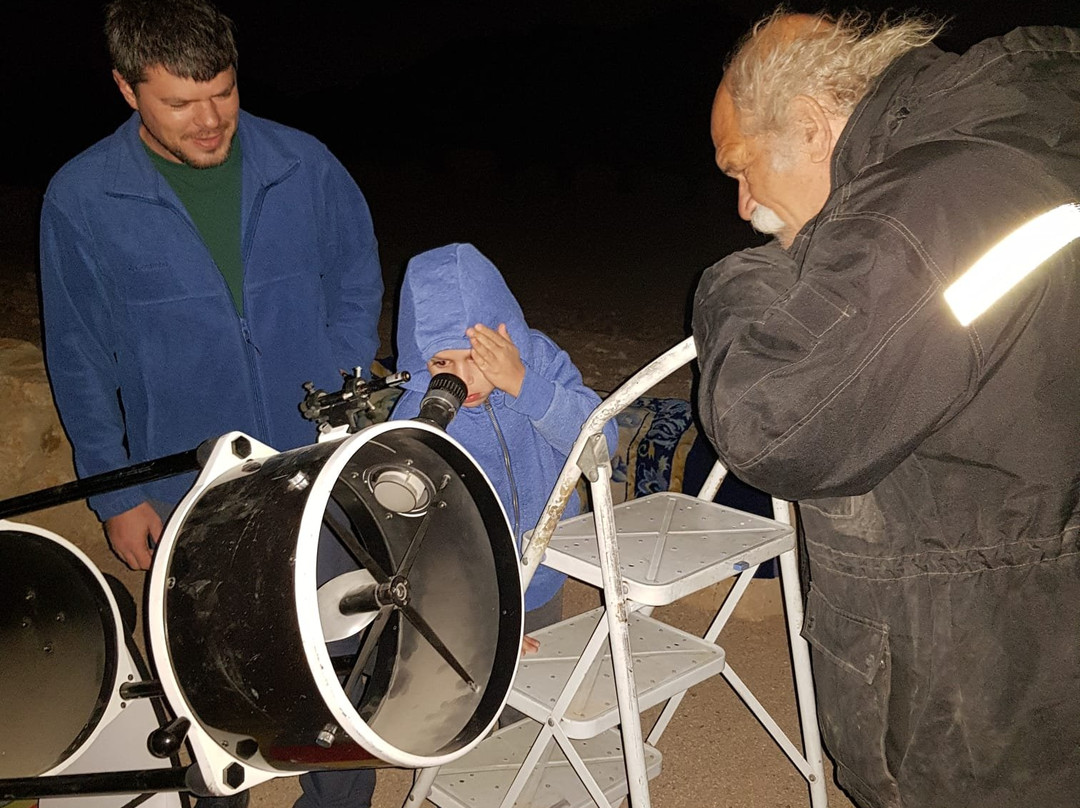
[6,1,1078,185]
[4,0,1079,287]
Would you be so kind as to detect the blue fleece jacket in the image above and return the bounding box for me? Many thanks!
[390,243,617,611]
[40,111,383,520]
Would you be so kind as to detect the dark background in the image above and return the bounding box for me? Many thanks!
[6,1,1080,185]
[3,0,1079,352]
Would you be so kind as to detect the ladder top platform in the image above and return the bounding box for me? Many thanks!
[533,492,795,605]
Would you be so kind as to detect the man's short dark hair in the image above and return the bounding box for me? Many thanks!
[106,0,238,87]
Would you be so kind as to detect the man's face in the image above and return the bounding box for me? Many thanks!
[711,83,830,247]
[427,349,495,407]
[114,65,239,168]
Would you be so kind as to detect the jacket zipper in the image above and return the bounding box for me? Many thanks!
[485,402,521,540]
[120,130,300,447]
[149,187,273,444]
[239,182,271,439]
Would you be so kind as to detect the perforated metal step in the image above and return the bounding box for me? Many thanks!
[429,718,662,808]
[538,492,794,605]
[508,607,725,738]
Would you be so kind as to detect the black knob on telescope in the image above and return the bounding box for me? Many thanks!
[148,716,191,758]
[416,373,467,431]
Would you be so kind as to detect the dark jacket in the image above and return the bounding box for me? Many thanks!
[391,243,617,611]
[40,111,383,520]
[693,27,1080,808]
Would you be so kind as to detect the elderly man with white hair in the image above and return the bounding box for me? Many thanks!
[693,9,1080,808]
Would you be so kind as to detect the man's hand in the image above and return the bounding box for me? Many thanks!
[467,323,525,397]
[105,501,163,570]
[521,634,540,656]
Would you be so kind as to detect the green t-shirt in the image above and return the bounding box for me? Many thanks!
[145,138,245,314]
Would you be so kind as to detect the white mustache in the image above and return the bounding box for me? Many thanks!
[750,205,788,236]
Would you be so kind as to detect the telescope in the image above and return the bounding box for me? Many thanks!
[0,370,524,806]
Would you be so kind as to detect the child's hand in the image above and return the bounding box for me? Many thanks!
[467,323,525,397]
[521,634,540,656]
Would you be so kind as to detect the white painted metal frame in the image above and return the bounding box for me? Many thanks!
[2,523,183,808]
[406,336,827,808]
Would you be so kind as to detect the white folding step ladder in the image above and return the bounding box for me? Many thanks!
[405,337,828,808]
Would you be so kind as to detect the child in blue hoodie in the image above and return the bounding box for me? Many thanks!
[391,242,618,642]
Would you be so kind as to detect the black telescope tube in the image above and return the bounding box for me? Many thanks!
[0,437,220,520]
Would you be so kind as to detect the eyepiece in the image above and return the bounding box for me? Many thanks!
[415,373,467,430]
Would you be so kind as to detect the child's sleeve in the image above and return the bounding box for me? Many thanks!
[503,332,619,458]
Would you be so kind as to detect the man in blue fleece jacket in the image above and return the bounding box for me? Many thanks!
[391,243,618,639]
[39,2,383,808]
[39,0,383,573]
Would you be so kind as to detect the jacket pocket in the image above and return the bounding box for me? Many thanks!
[803,586,899,807]
[801,492,886,545]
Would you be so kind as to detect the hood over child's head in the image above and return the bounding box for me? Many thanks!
[396,243,531,392]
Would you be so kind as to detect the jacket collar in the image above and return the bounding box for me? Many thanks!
[778,45,947,257]
[831,44,945,188]
[103,110,300,201]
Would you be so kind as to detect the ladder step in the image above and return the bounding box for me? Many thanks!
[508,608,726,737]
[430,719,662,808]
[539,492,795,604]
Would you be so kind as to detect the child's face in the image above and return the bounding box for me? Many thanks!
[427,349,495,407]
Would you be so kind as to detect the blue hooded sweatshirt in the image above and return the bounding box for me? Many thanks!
[391,243,617,611]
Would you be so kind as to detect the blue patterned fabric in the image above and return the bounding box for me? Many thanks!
[608,396,697,503]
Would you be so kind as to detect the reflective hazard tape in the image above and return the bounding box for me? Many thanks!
[944,203,1080,326]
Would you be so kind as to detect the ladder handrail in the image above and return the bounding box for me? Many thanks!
[520,337,698,586]
[409,331,829,808]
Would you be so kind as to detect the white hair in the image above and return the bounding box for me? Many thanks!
[726,8,945,137]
